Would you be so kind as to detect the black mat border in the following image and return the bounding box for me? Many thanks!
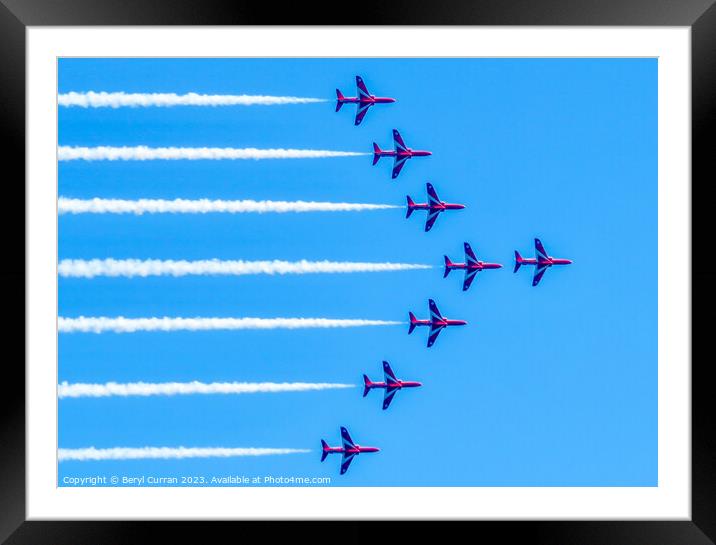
[1,1,713,542]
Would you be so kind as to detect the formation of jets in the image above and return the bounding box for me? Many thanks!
[324,76,572,474]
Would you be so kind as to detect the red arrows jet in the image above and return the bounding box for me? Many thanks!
[409,299,467,348]
[373,129,432,179]
[363,361,422,410]
[444,242,503,291]
[321,427,380,475]
[406,183,465,232]
[514,238,573,286]
[336,75,396,126]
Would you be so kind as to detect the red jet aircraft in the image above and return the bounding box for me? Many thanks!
[444,242,503,291]
[335,75,396,126]
[363,361,422,410]
[373,129,432,179]
[409,299,467,348]
[407,183,465,232]
[514,238,573,286]
[321,427,380,475]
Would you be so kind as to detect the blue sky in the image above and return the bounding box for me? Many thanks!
[58,58,657,486]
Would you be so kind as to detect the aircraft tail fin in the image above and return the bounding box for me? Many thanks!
[408,312,418,334]
[335,89,344,112]
[406,196,415,218]
[320,439,329,462]
[514,251,523,273]
[372,143,382,165]
[362,374,372,397]
[443,256,453,278]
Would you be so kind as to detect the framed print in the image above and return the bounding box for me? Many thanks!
[2,0,714,543]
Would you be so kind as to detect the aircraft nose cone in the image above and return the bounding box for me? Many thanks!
[457,204,466,209]
[496,264,503,268]
[388,98,396,103]
[416,382,423,387]
[426,151,433,156]
[566,259,573,264]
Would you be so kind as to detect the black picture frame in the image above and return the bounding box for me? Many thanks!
[2,0,712,542]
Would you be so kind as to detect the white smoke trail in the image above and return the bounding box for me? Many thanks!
[58,258,431,278]
[59,91,326,108]
[58,146,367,161]
[58,380,354,399]
[58,197,399,215]
[59,446,310,462]
[58,316,402,334]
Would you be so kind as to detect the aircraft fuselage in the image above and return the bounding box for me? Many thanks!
[408,202,465,211]
[412,318,467,328]
[322,446,380,455]
[447,261,502,271]
[376,148,432,159]
[338,95,396,105]
[518,257,573,267]
[365,380,422,390]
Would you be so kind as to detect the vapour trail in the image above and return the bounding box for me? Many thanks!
[58,447,310,462]
[58,146,367,161]
[58,197,399,215]
[58,380,355,399]
[58,258,431,278]
[59,91,327,108]
[58,316,402,334]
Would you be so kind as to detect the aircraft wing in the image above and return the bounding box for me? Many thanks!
[392,156,408,179]
[354,102,372,126]
[340,452,356,475]
[426,183,441,206]
[393,129,408,152]
[535,238,549,261]
[424,209,441,232]
[427,324,445,348]
[383,386,399,410]
[340,427,356,450]
[356,76,371,100]
[464,242,478,265]
[429,299,443,321]
[463,269,478,291]
[383,361,398,383]
[532,264,549,286]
